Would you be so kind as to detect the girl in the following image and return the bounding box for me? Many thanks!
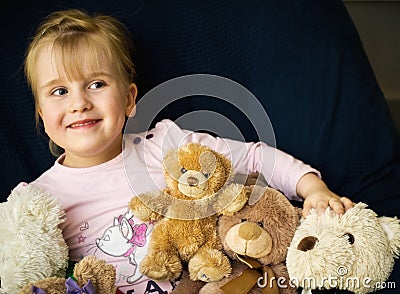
[22,8,352,293]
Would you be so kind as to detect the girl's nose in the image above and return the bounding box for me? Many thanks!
[69,91,93,113]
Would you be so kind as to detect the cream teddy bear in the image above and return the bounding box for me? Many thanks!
[286,203,400,294]
[0,185,68,294]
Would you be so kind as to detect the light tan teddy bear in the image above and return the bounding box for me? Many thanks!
[129,143,249,283]
[19,256,117,294]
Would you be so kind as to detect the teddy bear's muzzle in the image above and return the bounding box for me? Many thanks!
[178,170,209,198]
[225,222,273,258]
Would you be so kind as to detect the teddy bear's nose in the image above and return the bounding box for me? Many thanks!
[297,236,318,251]
[187,176,199,186]
[238,222,262,240]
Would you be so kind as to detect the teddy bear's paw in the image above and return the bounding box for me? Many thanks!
[179,242,201,260]
[188,248,231,282]
[133,207,154,221]
[140,252,182,281]
[218,184,249,216]
[129,196,159,221]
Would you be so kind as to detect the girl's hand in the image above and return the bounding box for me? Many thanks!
[296,173,354,218]
[302,190,353,218]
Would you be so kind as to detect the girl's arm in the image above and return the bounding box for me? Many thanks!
[155,120,354,216]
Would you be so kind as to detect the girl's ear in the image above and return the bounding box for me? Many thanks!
[126,83,138,117]
[37,108,44,123]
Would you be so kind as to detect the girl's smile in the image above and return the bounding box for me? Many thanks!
[67,119,102,129]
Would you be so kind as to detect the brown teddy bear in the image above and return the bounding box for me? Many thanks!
[198,186,301,294]
[19,256,117,294]
[129,143,249,283]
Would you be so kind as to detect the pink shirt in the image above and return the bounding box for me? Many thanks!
[27,119,318,293]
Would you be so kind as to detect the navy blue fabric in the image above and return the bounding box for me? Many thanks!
[1,1,399,291]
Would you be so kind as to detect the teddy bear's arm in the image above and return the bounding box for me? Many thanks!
[129,192,164,221]
[217,183,249,216]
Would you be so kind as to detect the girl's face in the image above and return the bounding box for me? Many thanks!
[35,44,137,167]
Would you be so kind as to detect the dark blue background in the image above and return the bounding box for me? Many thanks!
[1,1,399,292]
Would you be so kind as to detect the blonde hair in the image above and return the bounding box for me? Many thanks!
[24,9,136,156]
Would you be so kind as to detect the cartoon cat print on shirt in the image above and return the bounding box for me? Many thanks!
[96,211,152,283]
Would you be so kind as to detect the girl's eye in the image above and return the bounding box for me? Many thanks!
[89,81,105,89]
[52,88,68,96]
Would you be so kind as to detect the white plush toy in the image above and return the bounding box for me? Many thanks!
[0,184,68,294]
[286,202,400,294]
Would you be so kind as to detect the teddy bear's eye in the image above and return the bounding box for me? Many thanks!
[203,173,210,178]
[257,221,264,228]
[181,168,187,174]
[241,218,247,223]
[343,233,355,245]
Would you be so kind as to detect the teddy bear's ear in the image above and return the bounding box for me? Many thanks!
[379,216,400,257]
[199,150,217,173]
[163,148,181,180]
[248,185,267,206]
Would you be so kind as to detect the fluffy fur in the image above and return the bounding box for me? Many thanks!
[0,185,68,294]
[129,143,249,282]
[19,255,117,294]
[199,186,300,294]
[286,203,400,294]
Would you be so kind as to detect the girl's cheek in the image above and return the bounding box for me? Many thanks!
[41,111,62,128]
